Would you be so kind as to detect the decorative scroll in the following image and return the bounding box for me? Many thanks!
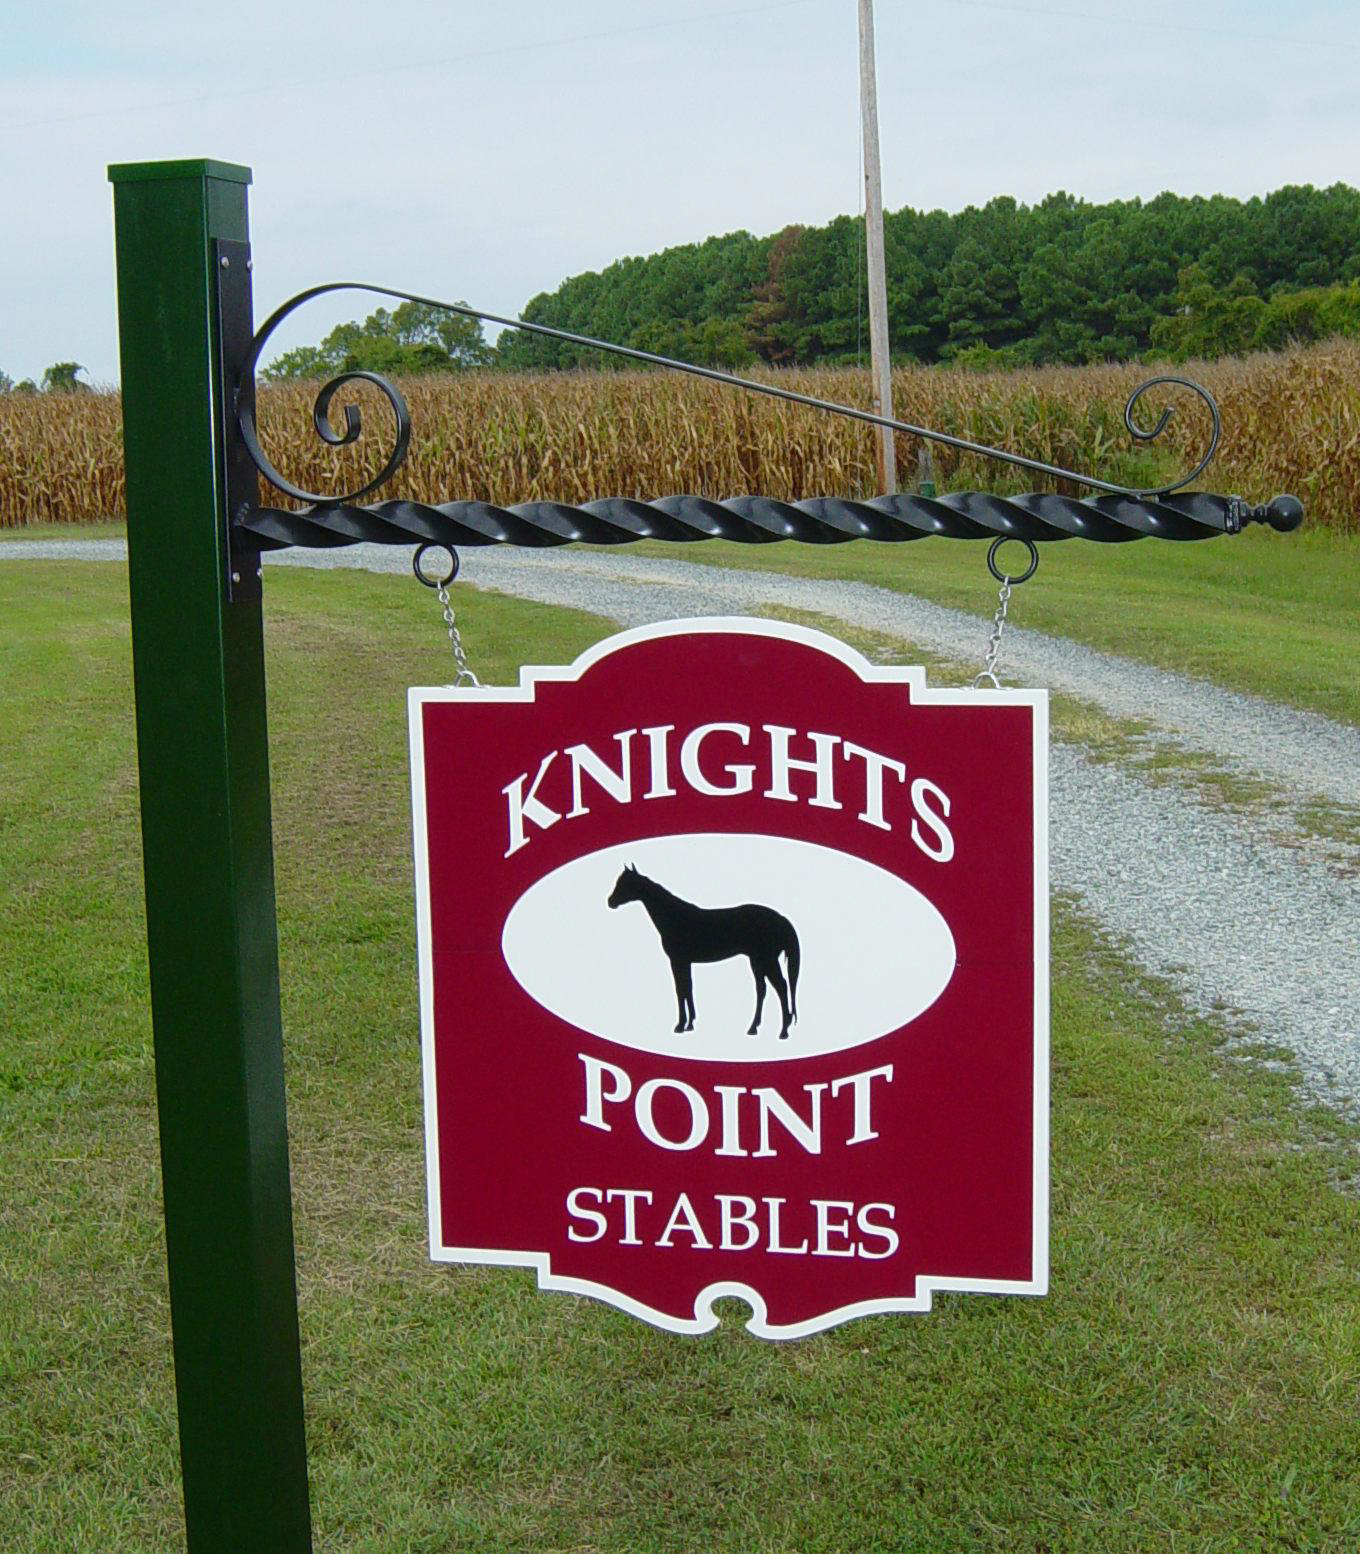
[233,283,1238,515]
[237,368,410,507]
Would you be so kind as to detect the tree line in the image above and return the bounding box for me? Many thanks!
[1,363,90,394]
[499,183,1360,371]
[12,185,1358,389]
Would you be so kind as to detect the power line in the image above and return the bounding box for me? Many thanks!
[935,0,1358,53]
[5,0,828,132]
[8,0,1353,136]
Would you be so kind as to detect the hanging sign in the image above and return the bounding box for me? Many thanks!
[410,618,1048,1339]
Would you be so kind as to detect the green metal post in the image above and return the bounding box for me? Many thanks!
[108,159,312,1553]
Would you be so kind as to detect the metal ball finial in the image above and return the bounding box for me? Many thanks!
[1265,495,1305,532]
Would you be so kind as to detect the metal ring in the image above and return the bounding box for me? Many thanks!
[413,543,459,589]
[987,536,1039,585]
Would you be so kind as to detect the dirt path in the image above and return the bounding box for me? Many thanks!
[8,538,1358,1114]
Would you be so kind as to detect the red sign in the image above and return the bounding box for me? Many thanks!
[410,618,1048,1339]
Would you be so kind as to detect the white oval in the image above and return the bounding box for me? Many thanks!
[501,833,955,1064]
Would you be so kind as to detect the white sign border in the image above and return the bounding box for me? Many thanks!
[409,615,1049,1341]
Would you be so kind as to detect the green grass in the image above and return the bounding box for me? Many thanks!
[0,518,125,541]
[633,522,1360,727]
[3,562,1360,1553]
[3,512,1356,725]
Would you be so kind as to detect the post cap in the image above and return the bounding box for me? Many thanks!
[108,159,252,185]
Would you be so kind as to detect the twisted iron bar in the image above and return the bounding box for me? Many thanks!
[235,282,1225,509]
[236,489,1304,555]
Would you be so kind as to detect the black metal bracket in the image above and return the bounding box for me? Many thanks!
[220,278,1305,563]
[231,488,1304,554]
[215,238,264,602]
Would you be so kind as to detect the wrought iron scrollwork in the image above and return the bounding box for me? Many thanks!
[1124,375,1221,493]
[234,282,1230,509]
[235,287,415,506]
[237,369,410,506]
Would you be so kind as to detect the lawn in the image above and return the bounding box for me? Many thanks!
[2,561,1358,1553]
[0,519,127,542]
[5,516,1357,724]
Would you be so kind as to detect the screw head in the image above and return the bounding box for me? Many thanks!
[231,570,241,584]
[220,255,230,268]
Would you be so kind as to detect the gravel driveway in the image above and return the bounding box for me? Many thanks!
[8,537,1358,1114]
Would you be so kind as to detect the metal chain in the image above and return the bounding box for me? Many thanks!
[412,542,481,686]
[972,537,1037,688]
[972,578,1012,689]
[436,580,480,687]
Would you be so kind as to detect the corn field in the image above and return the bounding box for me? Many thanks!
[3,342,1358,533]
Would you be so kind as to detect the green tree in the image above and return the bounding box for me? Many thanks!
[939,198,1040,356]
[262,345,332,380]
[263,302,491,380]
[41,362,89,393]
[1150,267,1266,359]
[744,225,805,364]
[491,181,1360,373]
[766,217,861,359]
[386,301,493,366]
[1250,280,1360,351]
[0,370,13,393]
[497,232,765,371]
[692,316,753,368]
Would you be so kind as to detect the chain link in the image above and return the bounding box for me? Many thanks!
[972,537,1037,688]
[972,577,1012,689]
[436,580,480,686]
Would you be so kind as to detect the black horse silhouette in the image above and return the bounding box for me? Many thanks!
[607,865,800,1039]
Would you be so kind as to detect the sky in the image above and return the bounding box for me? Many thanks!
[2,0,1356,384]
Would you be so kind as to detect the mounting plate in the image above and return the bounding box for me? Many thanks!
[215,238,262,603]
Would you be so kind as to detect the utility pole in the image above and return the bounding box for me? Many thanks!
[857,0,896,495]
